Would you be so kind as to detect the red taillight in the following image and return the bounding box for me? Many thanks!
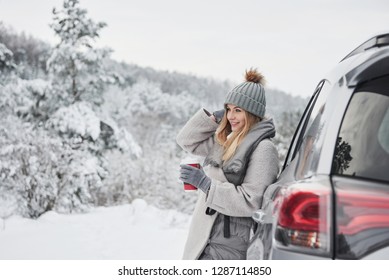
[337,191,389,235]
[278,191,327,232]
[333,178,389,259]
[274,182,331,254]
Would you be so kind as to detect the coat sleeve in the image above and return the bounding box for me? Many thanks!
[176,108,219,157]
[205,139,279,217]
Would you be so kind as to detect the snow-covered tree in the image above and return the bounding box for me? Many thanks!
[101,80,201,212]
[0,114,109,218]
[1,77,54,122]
[47,0,120,105]
[0,5,140,218]
[0,43,15,80]
[0,22,51,79]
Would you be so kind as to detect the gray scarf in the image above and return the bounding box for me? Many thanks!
[204,118,276,186]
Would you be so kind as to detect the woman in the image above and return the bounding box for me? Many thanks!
[177,68,279,260]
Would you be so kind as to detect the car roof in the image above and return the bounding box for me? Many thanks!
[324,33,389,89]
[341,32,389,62]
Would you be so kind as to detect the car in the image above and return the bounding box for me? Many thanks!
[247,32,389,260]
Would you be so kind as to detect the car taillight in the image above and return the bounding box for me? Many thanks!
[337,192,389,235]
[334,177,389,259]
[274,180,332,256]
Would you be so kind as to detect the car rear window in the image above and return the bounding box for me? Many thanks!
[332,79,389,183]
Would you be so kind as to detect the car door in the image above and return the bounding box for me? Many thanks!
[331,75,389,259]
[248,80,334,259]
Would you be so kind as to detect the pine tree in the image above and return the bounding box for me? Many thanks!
[43,1,139,214]
[0,2,140,218]
[47,0,119,105]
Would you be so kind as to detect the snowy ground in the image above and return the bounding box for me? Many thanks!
[0,199,190,260]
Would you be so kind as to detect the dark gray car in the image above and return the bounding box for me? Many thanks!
[247,33,389,260]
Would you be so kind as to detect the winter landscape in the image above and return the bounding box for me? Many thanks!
[0,0,307,260]
[0,199,190,259]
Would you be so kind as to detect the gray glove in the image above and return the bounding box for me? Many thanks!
[179,164,211,193]
[212,109,225,124]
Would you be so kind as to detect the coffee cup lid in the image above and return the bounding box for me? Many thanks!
[180,156,201,165]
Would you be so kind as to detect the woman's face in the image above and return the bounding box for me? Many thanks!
[226,104,246,132]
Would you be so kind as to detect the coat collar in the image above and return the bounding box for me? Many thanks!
[204,118,276,186]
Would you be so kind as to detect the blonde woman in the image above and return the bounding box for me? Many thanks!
[177,68,279,260]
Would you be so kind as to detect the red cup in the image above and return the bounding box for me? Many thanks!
[183,163,200,192]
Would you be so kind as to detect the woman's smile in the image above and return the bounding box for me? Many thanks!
[226,104,246,132]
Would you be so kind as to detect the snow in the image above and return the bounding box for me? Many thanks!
[0,199,190,260]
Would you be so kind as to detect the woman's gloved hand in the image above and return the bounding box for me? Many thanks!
[179,164,211,193]
[212,109,225,124]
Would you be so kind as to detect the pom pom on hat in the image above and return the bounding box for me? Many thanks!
[245,68,265,85]
[224,68,267,118]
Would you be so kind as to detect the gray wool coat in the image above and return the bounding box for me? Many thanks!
[176,109,279,260]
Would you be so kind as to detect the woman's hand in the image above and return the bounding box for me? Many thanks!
[179,164,211,193]
[212,109,225,124]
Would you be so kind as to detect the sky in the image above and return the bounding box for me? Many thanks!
[0,0,389,97]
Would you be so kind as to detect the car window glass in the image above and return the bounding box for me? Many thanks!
[295,81,331,179]
[378,108,389,154]
[284,81,324,168]
[332,90,389,183]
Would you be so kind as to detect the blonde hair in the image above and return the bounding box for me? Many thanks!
[216,109,261,162]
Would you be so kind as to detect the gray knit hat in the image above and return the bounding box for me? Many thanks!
[224,69,266,118]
